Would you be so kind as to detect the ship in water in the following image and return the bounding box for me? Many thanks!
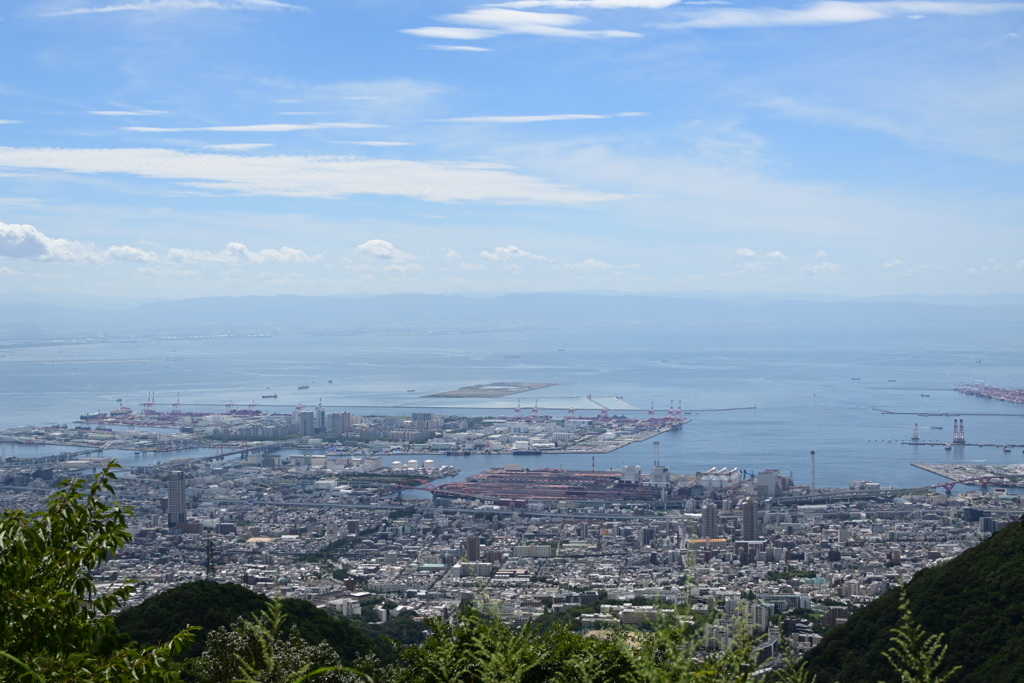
[297,385,309,390]
[79,411,106,421]
[262,394,277,399]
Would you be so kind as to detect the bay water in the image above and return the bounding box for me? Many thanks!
[3,319,1023,489]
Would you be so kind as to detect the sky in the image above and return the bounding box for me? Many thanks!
[0,0,1022,304]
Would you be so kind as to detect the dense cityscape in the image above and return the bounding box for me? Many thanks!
[3,399,1021,673]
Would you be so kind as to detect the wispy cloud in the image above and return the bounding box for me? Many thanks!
[425,44,493,51]
[481,244,551,261]
[0,120,21,125]
[203,143,274,151]
[492,0,680,8]
[333,141,413,147]
[124,122,381,132]
[89,109,167,116]
[168,242,318,264]
[669,1,1024,29]
[437,112,646,123]
[0,146,622,204]
[404,8,642,40]
[404,27,500,40]
[558,258,618,270]
[48,0,305,17]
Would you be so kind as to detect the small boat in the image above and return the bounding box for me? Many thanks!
[262,394,277,399]
[298,385,309,390]
[921,394,930,397]
[1004,445,1012,453]
[944,443,952,451]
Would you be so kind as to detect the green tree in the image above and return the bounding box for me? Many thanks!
[0,461,195,681]
[880,592,960,683]
[190,600,360,683]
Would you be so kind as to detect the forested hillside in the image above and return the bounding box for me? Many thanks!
[803,515,1024,683]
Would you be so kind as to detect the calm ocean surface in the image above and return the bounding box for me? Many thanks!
[3,320,1024,489]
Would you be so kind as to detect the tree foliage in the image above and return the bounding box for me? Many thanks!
[803,516,1024,683]
[0,461,195,681]
[191,600,358,683]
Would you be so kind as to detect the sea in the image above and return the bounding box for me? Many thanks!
[2,319,1024,491]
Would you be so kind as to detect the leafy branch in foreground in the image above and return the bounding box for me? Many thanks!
[880,591,960,683]
[0,461,196,681]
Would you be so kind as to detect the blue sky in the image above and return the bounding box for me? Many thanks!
[1,0,1022,304]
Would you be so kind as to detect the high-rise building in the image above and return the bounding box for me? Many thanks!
[741,497,759,541]
[296,410,315,436]
[700,501,720,539]
[465,535,481,561]
[327,411,352,437]
[167,471,186,528]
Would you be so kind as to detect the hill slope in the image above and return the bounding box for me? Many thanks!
[802,516,1024,683]
[115,581,388,662]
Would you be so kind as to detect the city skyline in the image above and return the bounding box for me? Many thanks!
[1,0,1023,304]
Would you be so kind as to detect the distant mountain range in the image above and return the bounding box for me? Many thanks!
[2,293,1023,341]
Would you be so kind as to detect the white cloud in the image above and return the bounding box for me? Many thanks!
[405,8,642,40]
[445,248,461,259]
[104,245,159,262]
[426,44,493,51]
[168,242,319,264]
[481,244,551,261]
[356,239,415,262]
[0,120,22,125]
[735,247,757,257]
[559,258,617,270]
[766,250,787,259]
[0,266,21,276]
[492,0,680,7]
[203,143,274,151]
[403,27,500,40]
[48,0,305,16]
[670,1,1024,29]
[437,112,646,123]
[0,221,98,261]
[89,109,167,116]
[333,141,413,147]
[884,259,904,269]
[125,122,381,133]
[0,221,161,263]
[814,249,828,258]
[0,146,621,204]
